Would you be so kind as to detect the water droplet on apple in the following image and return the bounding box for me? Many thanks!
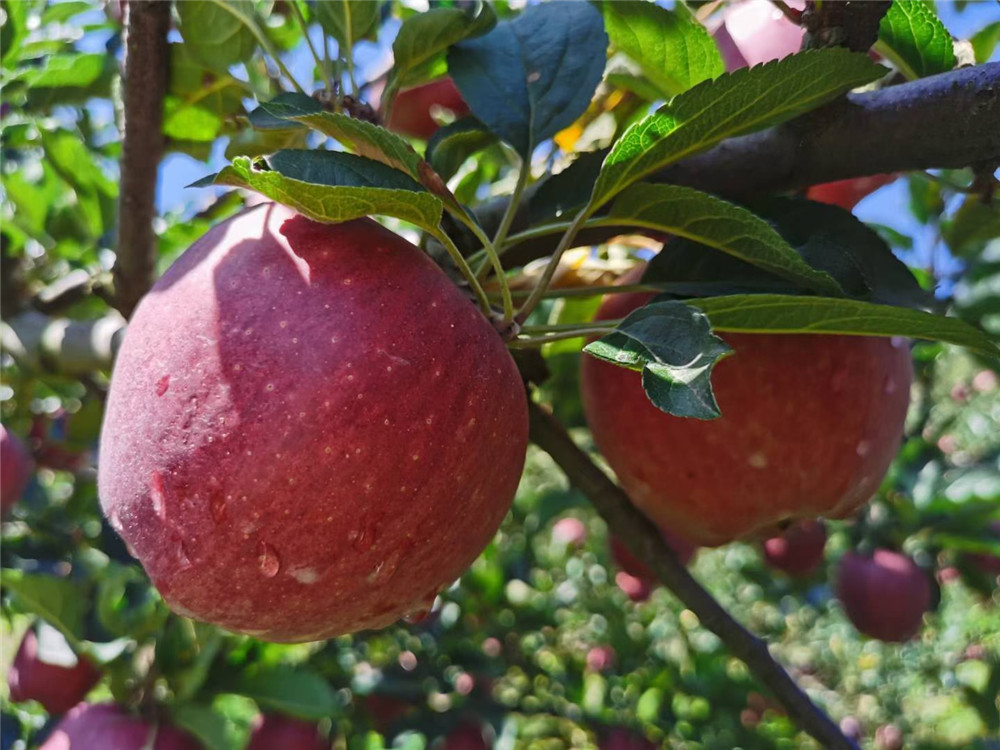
[258,541,281,578]
[156,375,170,396]
[150,471,168,522]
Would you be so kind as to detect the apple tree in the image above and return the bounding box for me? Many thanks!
[2,1,999,749]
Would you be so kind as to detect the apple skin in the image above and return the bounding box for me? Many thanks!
[805,174,898,211]
[39,703,201,750]
[836,550,932,642]
[581,287,912,546]
[442,723,489,750]
[385,77,469,141]
[7,629,101,715]
[1,425,33,515]
[762,520,828,578]
[98,203,528,642]
[247,714,326,750]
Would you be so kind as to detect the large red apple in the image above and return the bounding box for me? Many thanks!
[1,425,33,515]
[835,549,932,642]
[580,286,912,545]
[383,77,469,140]
[7,628,101,715]
[39,703,201,750]
[247,714,326,750]
[762,520,828,578]
[98,203,528,641]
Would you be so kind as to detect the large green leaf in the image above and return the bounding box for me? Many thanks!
[584,300,732,420]
[385,3,496,96]
[1,569,87,644]
[605,184,843,296]
[590,49,886,209]
[877,0,955,79]
[602,1,723,98]
[20,52,105,89]
[172,704,237,750]
[448,2,608,158]
[685,295,999,356]
[177,0,258,70]
[315,0,381,54]
[231,666,337,719]
[194,152,443,232]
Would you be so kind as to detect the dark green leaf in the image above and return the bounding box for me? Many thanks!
[686,295,999,356]
[196,152,443,232]
[529,150,609,225]
[877,0,955,79]
[606,184,843,296]
[584,300,731,419]
[425,116,497,181]
[591,49,886,209]
[448,1,608,157]
[315,0,381,52]
[232,666,337,719]
[1,569,86,644]
[177,0,258,70]
[602,1,723,98]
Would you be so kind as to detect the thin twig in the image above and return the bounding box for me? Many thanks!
[527,401,860,750]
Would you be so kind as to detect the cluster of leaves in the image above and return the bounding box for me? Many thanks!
[2,0,999,748]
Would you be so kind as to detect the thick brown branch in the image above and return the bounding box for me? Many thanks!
[113,1,171,318]
[527,400,860,750]
[483,62,1000,268]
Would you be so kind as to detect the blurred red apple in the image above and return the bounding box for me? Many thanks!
[382,77,469,140]
[806,174,898,211]
[1,425,33,515]
[40,703,201,750]
[614,571,654,603]
[247,714,326,750]
[99,203,528,641]
[875,723,904,750]
[8,628,101,715]
[442,722,489,750]
[762,520,828,577]
[836,550,932,642]
[581,286,912,545]
[586,645,616,672]
[552,517,587,547]
[599,728,657,750]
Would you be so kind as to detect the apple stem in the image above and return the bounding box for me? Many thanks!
[526,400,861,750]
[432,230,494,317]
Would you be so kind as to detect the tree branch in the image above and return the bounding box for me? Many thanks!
[527,400,860,750]
[2,312,125,376]
[480,62,1000,268]
[113,0,171,318]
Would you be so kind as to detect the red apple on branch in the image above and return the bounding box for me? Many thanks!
[581,287,912,545]
[7,627,101,715]
[762,520,828,578]
[99,203,528,641]
[836,549,932,642]
[40,703,201,750]
[247,714,326,750]
[382,77,470,140]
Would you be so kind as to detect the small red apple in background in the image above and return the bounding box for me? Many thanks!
[586,645,617,672]
[610,531,695,602]
[967,521,1000,575]
[8,627,101,715]
[552,516,588,547]
[98,203,528,642]
[1,425,33,515]
[762,520,828,578]
[836,549,932,642]
[599,728,658,750]
[377,77,469,141]
[40,703,201,750]
[581,282,912,545]
[875,723,904,750]
[805,174,898,211]
[441,722,489,750]
[247,714,326,750]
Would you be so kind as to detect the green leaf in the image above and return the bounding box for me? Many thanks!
[425,116,498,181]
[0,569,87,644]
[685,295,999,356]
[602,1,723,98]
[970,21,1000,63]
[529,150,609,225]
[177,0,258,70]
[20,52,105,89]
[315,0,381,53]
[943,195,1000,258]
[250,93,425,181]
[232,666,337,719]
[448,2,608,158]
[172,703,237,750]
[196,152,443,232]
[584,300,732,419]
[386,3,496,95]
[877,0,955,79]
[1,0,29,67]
[224,126,307,160]
[606,184,843,296]
[590,49,886,209]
